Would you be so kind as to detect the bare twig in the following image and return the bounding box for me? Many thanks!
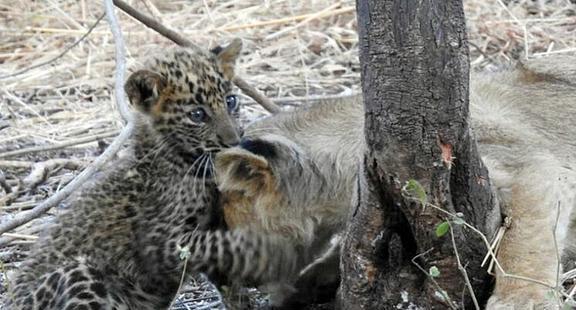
[233,77,281,114]
[0,223,48,247]
[0,158,85,206]
[112,0,282,114]
[411,249,459,310]
[496,0,529,60]
[483,218,509,274]
[23,159,86,191]
[0,0,134,235]
[168,247,190,309]
[2,233,38,241]
[553,201,563,306]
[448,222,480,310]
[106,0,132,123]
[113,0,190,47]
[2,201,38,211]
[404,194,557,291]
[0,130,119,159]
[0,160,36,169]
[0,13,106,80]
[468,41,492,62]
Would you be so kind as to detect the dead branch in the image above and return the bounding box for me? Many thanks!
[0,1,134,235]
[410,249,459,309]
[232,77,281,114]
[2,233,38,241]
[112,0,282,114]
[0,13,106,80]
[0,130,119,159]
[23,159,86,191]
[0,223,48,247]
[2,201,37,211]
[113,0,190,47]
[0,161,36,169]
[448,222,480,310]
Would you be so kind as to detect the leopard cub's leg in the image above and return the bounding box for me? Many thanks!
[177,229,302,310]
[8,262,116,310]
[271,238,341,309]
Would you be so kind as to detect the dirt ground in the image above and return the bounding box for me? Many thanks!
[0,0,575,308]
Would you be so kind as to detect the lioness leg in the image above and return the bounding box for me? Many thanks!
[487,154,575,309]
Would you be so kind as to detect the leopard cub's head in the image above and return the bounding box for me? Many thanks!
[125,39,243,157]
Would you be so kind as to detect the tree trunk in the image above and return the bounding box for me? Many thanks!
[338,0,501,309]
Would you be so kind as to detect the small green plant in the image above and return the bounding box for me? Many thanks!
[435,222,450,237]
[403,179,427,207]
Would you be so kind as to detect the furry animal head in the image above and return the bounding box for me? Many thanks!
[125,39,244,157]
[215,134,319,242]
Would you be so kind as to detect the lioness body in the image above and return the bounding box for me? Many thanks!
[216,56,576,308]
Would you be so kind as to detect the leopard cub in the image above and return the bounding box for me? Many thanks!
[5,39,298,310]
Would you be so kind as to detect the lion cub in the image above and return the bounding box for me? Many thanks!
[216,56,576,309]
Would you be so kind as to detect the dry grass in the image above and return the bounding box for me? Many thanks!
[0,0,575,308]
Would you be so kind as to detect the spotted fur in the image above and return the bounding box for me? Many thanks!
[5,39,298,310]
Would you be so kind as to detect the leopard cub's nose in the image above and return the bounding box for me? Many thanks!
[218,126,242,147]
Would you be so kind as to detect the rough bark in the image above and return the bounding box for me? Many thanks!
[338,0,501,309]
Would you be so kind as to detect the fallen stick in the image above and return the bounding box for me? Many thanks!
[23,159,86,191]
[2,232,38,241]
[0,160,37,169]
[232,77,281,114]
[112,0,281,114]
[0,130,119,159]
[0,0,134,235]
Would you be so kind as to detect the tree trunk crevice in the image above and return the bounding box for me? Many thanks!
[338,0,501,308]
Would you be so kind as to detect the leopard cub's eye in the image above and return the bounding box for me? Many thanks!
[226,95,239,112]
[190,107,207,123]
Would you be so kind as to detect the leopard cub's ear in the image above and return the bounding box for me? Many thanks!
[211,38,243,79]
[124,70,167,113]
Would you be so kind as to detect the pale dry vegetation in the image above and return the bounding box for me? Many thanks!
[0,0,575,308]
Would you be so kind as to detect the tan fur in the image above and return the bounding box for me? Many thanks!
[215,56,576,308]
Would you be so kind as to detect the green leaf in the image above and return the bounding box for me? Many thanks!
[429,266,440,278]
[404,179,427,206]
[436,222,450,238]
